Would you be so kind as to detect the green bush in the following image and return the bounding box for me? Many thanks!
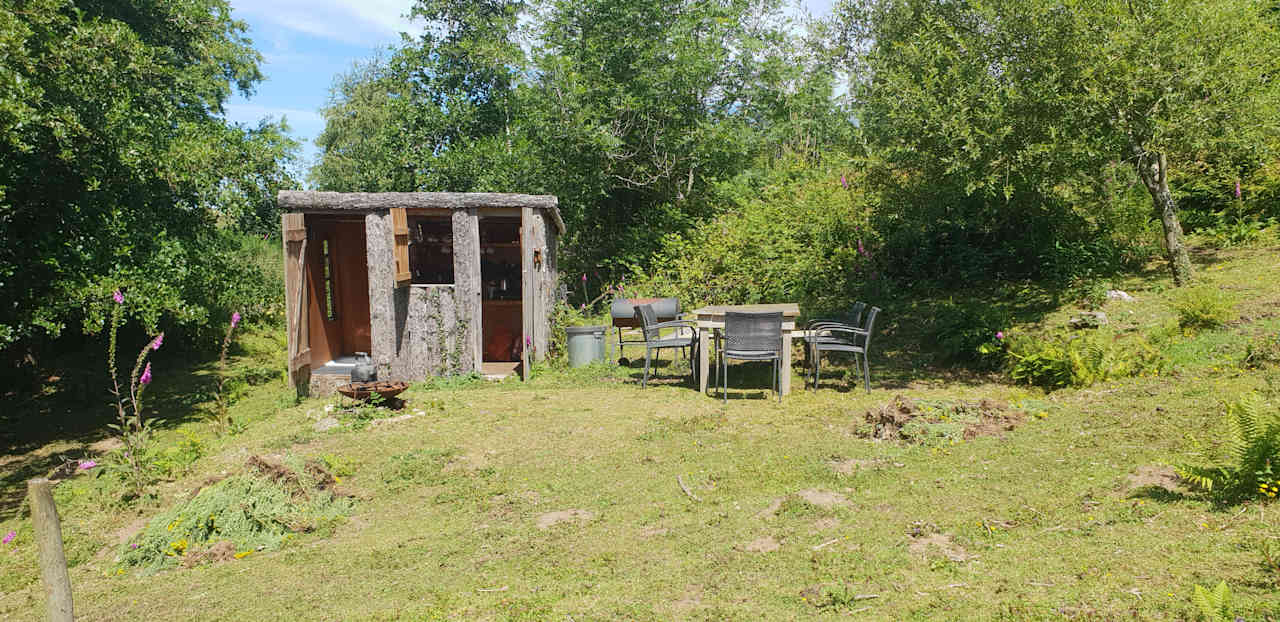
[627,151,875,314]
[1171,286,1236,331]
[1243,332,1280,369]
[928,301,1009,369]
[1005,331,1167,389]
[1176,393,1280,505]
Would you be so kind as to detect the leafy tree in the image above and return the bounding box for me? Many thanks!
[838,0,1280,286]
[0,0,298,349]
[527,0,788,274]
[312,0,841,287]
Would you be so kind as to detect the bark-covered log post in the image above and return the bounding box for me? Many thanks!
[27,478,74,622]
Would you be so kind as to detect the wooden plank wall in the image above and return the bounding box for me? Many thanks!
[282,213,310,392]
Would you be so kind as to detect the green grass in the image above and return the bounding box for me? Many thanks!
[2,241,1280,620]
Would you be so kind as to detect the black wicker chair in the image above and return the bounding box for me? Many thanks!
[717,311,783,403]
[808,306,879,393]
[635,304,699,388]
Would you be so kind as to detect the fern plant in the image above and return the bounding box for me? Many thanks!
[1191,581,1233,622]
[1176,393,1280,504]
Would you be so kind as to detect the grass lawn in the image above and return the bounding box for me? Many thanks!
[1,242,1279,620]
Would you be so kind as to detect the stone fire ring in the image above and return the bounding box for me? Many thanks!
[337,380,409,400]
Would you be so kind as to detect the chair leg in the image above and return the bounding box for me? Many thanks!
[775,358,781,402]
[721,353,728,404]
[643,348,652,388]
[813,350,821,391]
[862,352,871,394]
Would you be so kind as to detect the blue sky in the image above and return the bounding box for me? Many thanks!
[222,1,835,182]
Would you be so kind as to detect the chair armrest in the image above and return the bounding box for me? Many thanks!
[808,321,860,332]
[816,326,868,337]
[650,319,698,330]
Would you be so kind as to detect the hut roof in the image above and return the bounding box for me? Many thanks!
[277,191,564,234]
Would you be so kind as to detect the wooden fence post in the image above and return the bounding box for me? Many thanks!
[27,479,74,622]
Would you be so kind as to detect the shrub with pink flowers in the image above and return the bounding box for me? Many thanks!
[104,289,165,495]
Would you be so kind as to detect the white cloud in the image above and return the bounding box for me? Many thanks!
[222,102,325,134]
[231,0,421,46]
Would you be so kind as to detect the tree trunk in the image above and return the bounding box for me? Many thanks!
[1132,149,1193,286]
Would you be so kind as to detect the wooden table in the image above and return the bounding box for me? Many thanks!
[691,303,802,397]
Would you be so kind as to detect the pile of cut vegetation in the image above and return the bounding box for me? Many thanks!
[859,395,1025,445]
[119,455,354,571]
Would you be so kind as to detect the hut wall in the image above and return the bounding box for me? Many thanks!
[366,209,481,381]
[365,211,399,378]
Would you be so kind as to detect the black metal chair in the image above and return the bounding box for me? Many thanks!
[803,302,865,366]
[808,306,880,393]
[635,304,699,388]
[717,311,783,403]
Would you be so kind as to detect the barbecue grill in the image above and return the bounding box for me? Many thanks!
[609,297,681,362]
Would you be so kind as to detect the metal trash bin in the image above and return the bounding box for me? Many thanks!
[566,325,608,367]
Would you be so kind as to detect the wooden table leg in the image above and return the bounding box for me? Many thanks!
[780,332,793,396]
[699,328,710,395]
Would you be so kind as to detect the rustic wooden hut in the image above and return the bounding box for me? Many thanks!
[278,191,563,395]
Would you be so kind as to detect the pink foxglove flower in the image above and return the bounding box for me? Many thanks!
[857,239,866,257]
[1235,180,1242,200]
[113,290,124,304]
[231,312,241,328]
[581,274,587,282]
[151,333,164,351]
[996,331,1005,340]
[840,174,848,190]
[2,531,14,545]
[139,362,152,385]
[78,460,97,470]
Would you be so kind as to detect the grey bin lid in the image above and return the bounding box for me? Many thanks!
[565,325,607,335]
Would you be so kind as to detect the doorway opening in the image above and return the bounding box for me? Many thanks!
[479,216,523,366]
[306,217,372,372]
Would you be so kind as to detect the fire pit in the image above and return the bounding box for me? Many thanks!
[337,380,409,400]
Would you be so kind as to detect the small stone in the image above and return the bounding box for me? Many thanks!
[1106,290,1136,301]
[313,417,340,432]
[1069,311,1108,330]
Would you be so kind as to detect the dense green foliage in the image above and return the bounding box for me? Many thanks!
[627,152,873,313]
[0,0,299,352]
[837,0,1280,286]
[312,0,849,279]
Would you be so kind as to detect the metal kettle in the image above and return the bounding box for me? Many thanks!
[351,352,377,383]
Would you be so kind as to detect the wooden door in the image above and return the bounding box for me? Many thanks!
[307,219,372,363]
[333,222,371,354]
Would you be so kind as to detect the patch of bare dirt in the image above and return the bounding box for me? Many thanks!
[1123,465,1182,495]
[755,497,785,520]
[180,541,238,568]
[87,437,124,454]
[862,395,1025,442]
[640,526,669,538]
[830,458,885,475]
[245,455,338,497]
[811,518,840,532]
[743,536,780,553]
[671,585,703,613]
[908,533,974,562]
[536,509,595,529]
[796,489,848,508]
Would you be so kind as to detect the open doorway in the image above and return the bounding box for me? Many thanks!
[306,217,372,371]
[479,216,522,374]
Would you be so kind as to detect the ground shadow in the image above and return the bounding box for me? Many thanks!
[0,339,265,519]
